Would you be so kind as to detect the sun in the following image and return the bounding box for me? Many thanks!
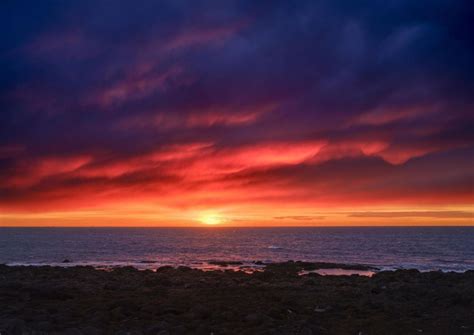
[199,214,222,225]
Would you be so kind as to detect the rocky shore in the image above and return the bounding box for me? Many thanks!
[0,262,473,334]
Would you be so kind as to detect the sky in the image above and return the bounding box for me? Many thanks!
[0,0,473,226]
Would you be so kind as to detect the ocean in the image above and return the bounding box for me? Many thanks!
[0,227,473,272]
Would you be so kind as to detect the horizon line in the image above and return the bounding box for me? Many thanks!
[1,225,473,228]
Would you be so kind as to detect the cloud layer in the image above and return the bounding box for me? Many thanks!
[0,0,473,225]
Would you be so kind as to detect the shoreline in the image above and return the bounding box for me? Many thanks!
[1,262,473,334]
[3,259,472,274]
[1,260,380,274]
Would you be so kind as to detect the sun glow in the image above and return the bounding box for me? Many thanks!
[199,213,222,225]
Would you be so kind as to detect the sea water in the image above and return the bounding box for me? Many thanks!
[0,227,472,272]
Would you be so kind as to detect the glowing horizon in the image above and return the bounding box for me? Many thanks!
[0,1,473,227]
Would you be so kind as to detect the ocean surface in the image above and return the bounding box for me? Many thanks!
[0,227,473,272]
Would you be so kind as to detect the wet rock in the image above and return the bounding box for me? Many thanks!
[113,266,139,274]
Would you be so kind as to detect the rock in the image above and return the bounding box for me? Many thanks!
[80,326,101,335]
[62,259,72,263]
[245,313,263,325]
[195,324,212,335]
[304,278,317,285]
[0,264,473,334]
[170,325,187,334]
[146,321,169,334]
[113,266,139,274]
[268,308,285,320]
[108,299,140,317]
[190,305,211,319]
[300,327,313,335]
[219,310,235,321]
[36,320,52,331]
[161,307,181,315]
[314,305,331,313]
[115,331,143,335]
[4,318,28,334]
[29,285,73,300]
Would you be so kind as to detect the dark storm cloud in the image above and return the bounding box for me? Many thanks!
[0,0,473,210]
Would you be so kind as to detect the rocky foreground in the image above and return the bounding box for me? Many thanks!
[0,262,473,335]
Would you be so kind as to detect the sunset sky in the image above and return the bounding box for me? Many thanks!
[1,0,473,226]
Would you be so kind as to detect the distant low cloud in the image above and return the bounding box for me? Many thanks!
[348,211,473,219]
[274,216,326,221]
